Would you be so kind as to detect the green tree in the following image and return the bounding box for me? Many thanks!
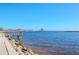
[0,27,3,31]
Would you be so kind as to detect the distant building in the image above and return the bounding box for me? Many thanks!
[40,28,44,31]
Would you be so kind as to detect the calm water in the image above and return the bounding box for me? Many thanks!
[11,31,79,54]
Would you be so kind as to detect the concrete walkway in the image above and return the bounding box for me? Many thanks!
[0,38,8,55]
[0,32,18,55]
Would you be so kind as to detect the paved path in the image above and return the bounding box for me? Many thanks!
[0,38,8,55]
[0,32,18,55]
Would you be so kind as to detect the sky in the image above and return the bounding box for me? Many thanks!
[0,3,79,31]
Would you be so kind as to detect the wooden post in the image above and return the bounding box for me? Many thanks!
[17,34,20,40]
[17,31,22,41]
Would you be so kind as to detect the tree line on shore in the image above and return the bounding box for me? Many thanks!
[0,27,3,31]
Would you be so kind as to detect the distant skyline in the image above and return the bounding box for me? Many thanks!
[0,3,79,31]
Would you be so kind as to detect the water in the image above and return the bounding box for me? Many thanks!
[11,31,79,54]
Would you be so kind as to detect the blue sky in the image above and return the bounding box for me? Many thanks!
[0,3,79,31]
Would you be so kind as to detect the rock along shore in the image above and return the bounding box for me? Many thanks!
[5,35,38,55]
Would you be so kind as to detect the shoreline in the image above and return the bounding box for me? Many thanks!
[5,33,37,55]
[8,37,65,55]
[4,31,66,55]
[25,44,65,55]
